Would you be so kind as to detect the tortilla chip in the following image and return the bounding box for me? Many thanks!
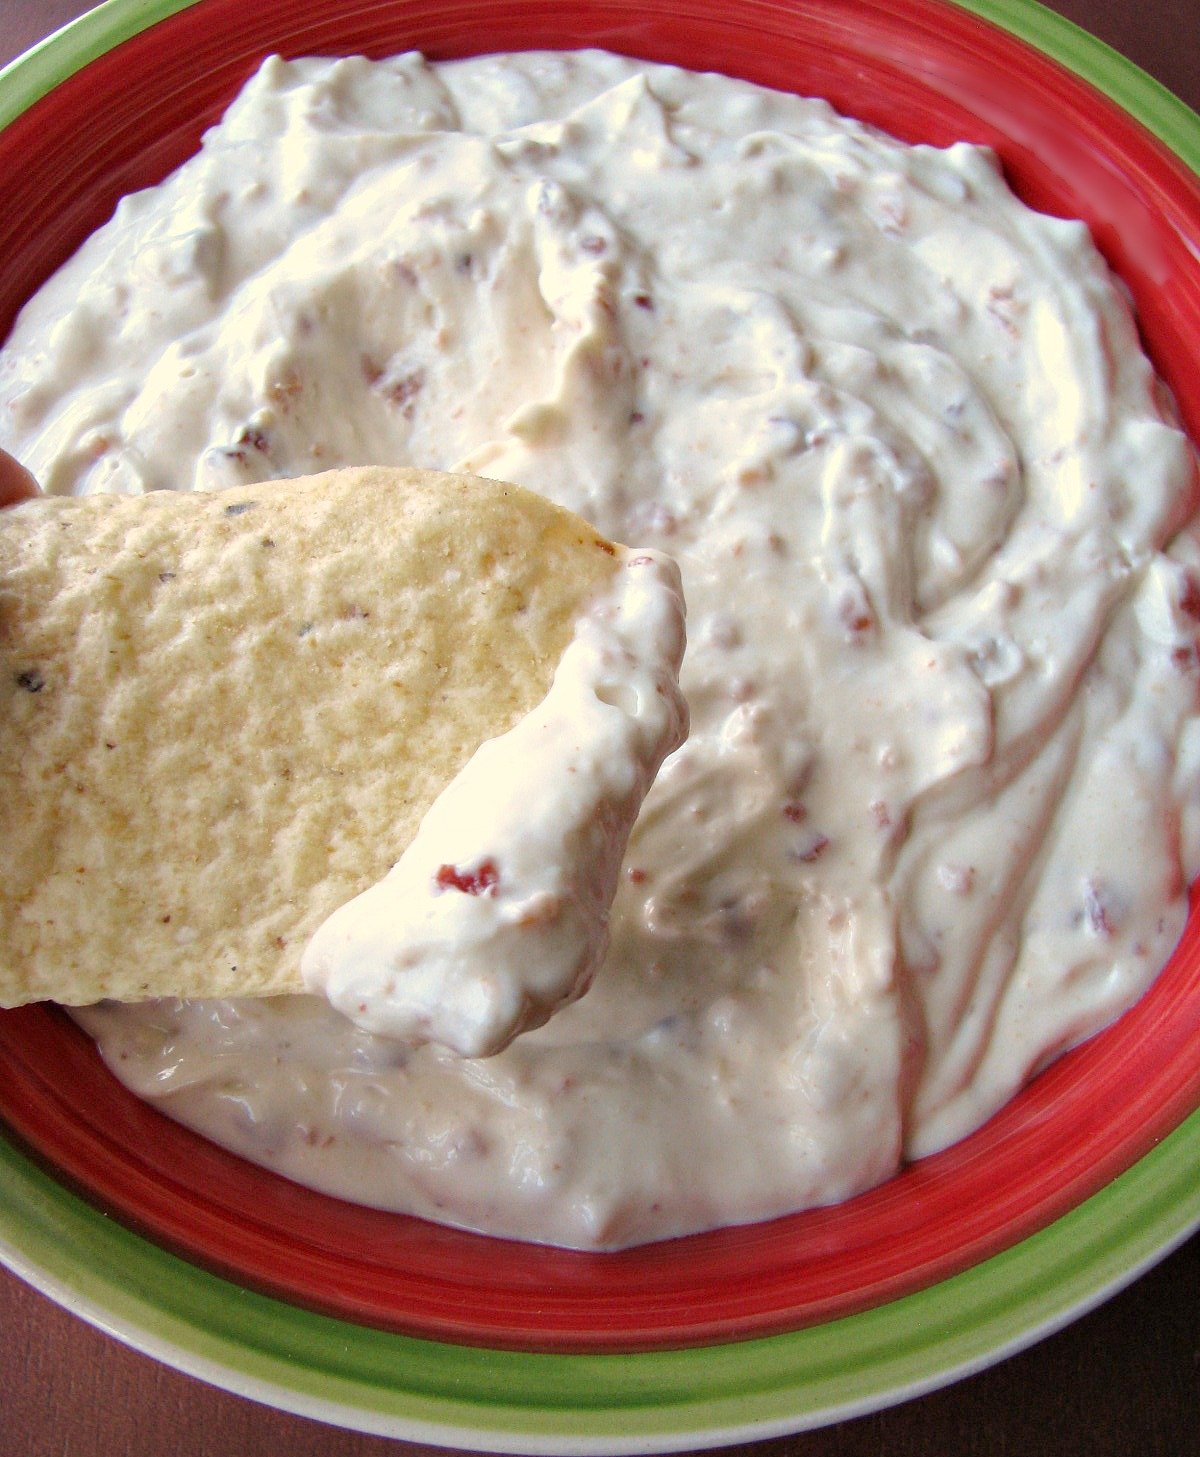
[0,466,622,1006]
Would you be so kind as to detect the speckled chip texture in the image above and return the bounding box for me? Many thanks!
[0,466,623,1007]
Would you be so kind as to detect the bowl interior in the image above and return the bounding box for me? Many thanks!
[1,0,1199,1354]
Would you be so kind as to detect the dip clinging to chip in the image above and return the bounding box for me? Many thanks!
[0,465,688,1054]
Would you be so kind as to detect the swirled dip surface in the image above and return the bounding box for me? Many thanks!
[4,50,1199,1248]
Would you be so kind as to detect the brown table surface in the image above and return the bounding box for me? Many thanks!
[2,2,1198,1454]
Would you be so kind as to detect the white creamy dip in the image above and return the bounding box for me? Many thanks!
[4,49,1199,1249]
[303,550,688,1057]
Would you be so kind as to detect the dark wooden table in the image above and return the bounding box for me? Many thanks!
[2,2,1198,1454]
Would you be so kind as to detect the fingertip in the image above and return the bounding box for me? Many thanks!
[0,449,39,509]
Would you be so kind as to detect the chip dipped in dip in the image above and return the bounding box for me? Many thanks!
[303,548,687,1058]
[0,465,685,1060]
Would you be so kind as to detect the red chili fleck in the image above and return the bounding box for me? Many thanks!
[436,859,500,895]
[633,293,654,310]
[267,369,303,407]
[1179,575,1200,620]
[793,833,830,863]
[782,801,807,823]
[1083,880,1116,938]
[383,368,426,414]
[627,866,648,884]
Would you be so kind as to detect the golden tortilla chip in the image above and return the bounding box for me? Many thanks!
[0,466,622,1007]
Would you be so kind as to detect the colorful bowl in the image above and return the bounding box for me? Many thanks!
[2,0,1199,1446]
